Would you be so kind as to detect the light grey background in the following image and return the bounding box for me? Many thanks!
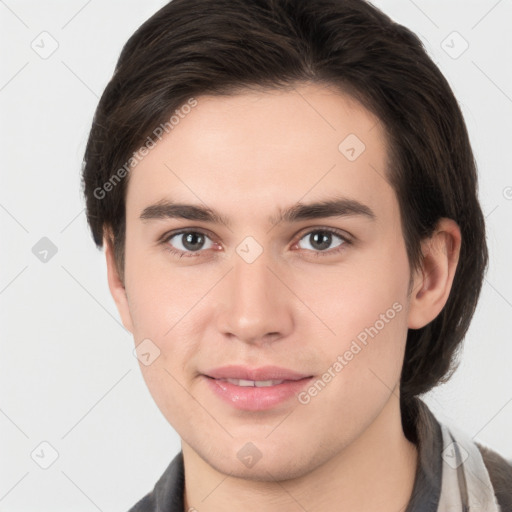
[1,1,511,510]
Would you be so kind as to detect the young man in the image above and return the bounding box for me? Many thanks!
[81,0,512,510]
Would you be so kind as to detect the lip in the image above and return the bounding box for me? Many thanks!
[202,365,314,411]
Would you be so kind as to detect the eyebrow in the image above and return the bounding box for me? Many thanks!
[139,196,376,227]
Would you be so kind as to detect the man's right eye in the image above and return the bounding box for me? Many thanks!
[161,230,217,258]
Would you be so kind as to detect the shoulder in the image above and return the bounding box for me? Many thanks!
[127,493,155,512]
[126,451,185,512]
[476,442,512,512]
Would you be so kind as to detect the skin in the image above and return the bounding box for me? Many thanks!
[105,82,461,511]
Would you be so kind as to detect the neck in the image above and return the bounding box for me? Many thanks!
[182,394,419,512]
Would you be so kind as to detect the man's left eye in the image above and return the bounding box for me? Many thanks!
[295,229,350,254]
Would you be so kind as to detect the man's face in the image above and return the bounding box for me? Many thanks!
[118,83,414,480]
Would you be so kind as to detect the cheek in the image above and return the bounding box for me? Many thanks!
[124,234,201,337]
[298,246,410,399]
[124,244,210,387]
[294,243,409,342]
[127,275,203,428]
[297,289,408,435]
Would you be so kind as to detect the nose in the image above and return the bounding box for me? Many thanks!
[215,243,294,346]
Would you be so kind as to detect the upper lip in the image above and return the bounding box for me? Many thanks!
[204,365,312,381]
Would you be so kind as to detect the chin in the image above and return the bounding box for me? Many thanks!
[199,440,325,483]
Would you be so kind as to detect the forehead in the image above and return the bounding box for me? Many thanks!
[125,83,395,226]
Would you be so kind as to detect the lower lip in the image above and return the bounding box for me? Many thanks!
[203,376,314,411]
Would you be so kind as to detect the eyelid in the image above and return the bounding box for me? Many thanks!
[295,225,353,243]
[159,225,353,243]
[157,226,218,244]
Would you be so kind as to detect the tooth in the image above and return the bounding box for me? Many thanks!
[219,379,284,388]
[238,379,255,387]
[224,378,254,386]
[221,378,285,387]
[255,380,278,387]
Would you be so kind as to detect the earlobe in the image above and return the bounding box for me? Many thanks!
[104,231,134,333]
[407,218,461,330]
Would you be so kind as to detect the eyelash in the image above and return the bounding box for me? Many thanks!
[159,227,352,259]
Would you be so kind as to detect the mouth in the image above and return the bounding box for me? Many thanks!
[201,366,314,411]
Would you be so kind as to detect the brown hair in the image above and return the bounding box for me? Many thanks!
[81,0,488,441]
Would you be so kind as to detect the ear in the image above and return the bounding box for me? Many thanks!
[104,229,134,333]
[407,218,462,329]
